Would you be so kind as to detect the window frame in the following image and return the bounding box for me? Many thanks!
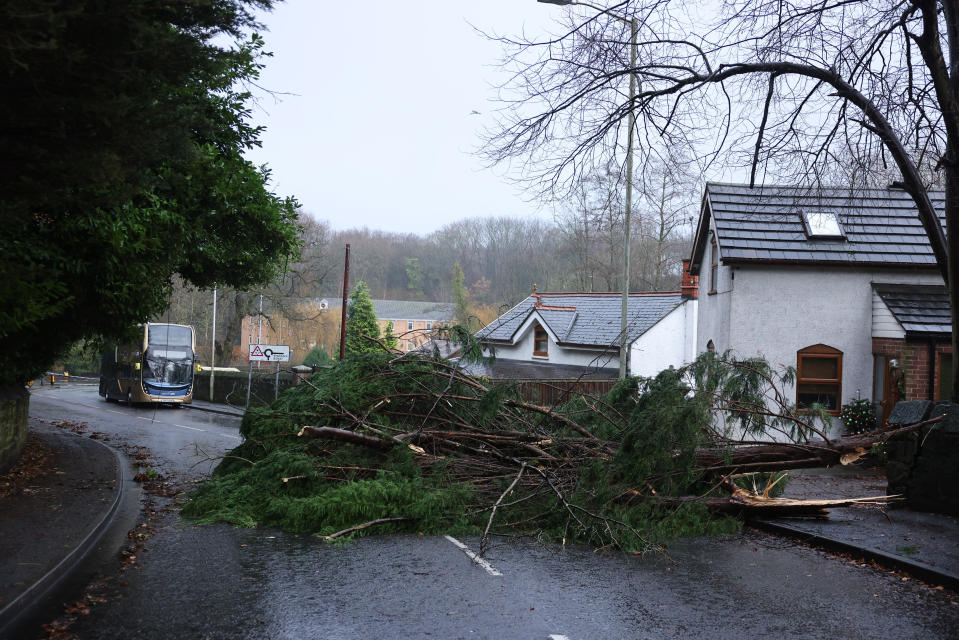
[533,325,549,357]
[426,321,432,330]
[796,344,843,415]
[407,320,414,331]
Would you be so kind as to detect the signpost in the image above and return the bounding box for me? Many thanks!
[248,344,290,362]
[246,344,291,407]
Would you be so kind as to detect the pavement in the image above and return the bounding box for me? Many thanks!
[0,419,129,637]
[0,388,239,637]
[1,403,957,635]
[750,464,959,590]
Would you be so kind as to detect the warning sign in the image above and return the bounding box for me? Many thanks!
[249,344,290,362]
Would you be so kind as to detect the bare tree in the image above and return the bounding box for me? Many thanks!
[483,0,959,397]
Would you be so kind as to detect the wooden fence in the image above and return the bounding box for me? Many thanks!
[507,378,619,406]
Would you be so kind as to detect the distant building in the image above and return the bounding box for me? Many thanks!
[237,298,456,361]
[371,300,455,352]
[475,279,699,379]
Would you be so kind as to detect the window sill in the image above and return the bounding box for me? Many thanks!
[532,353,549,359]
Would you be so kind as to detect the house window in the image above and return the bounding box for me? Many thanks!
[706,340,715,353]
[797,344,843,413]
[427,321,432,330]
[407,321,413,331]
[709,236,718,294]
[533,325,548,357]
[803,211,844,238]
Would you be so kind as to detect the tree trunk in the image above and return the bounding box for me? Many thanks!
[694,418,938,475]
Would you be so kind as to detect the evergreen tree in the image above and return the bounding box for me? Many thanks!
[451,262,471,327]
[405,258,424,298]
[384,321,399,350]
[302,346,332,367]
[345,282,381,356]
[0,1,299,385]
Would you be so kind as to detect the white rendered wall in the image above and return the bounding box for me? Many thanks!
[695,227,734,354]
[724,266,941,436]
[629,300,697,378]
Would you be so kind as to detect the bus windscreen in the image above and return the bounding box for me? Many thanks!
[144,325,194,388]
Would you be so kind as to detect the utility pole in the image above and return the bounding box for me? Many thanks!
[210,286,217,401]
[538,1,638,379]
[339,244,351,360]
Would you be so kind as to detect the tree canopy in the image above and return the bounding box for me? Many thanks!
[0,0,300,384]
[485,0,959,398]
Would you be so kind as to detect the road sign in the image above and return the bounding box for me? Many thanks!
[249,344,290,362]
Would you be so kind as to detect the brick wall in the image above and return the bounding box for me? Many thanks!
[872,337,952,402]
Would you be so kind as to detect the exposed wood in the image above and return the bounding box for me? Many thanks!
[298,425,394,450]
[317,517,408,540]
[652,491,899,518]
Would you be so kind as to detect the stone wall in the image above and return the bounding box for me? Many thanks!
[0,386,29,472]
[886,400,959,516]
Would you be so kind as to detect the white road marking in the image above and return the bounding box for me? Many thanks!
[549,635,571,640]
[443,535,502,576]
[172,424,205,432]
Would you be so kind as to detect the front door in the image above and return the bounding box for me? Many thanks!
[873,355,898,425]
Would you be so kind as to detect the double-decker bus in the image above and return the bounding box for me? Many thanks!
[99,323,197,405]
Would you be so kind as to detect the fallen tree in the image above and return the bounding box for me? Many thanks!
[183,344,915,553]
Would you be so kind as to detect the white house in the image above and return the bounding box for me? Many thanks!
[688,183,949,426]
[475,285,698,379]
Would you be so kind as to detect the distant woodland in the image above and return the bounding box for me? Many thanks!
[162,170,694,363]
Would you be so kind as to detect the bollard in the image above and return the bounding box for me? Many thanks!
[64,372,69,383]
[50,373,55,385]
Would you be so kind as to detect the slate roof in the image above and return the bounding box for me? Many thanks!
[372,300,455,322]
[874,284,951,336]
[313,298,455,322]
[689,183,947,273]
[475,292,684,349]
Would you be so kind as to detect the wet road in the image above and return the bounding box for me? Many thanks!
[28,385,959,639]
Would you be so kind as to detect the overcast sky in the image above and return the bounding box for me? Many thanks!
[243,2,561,235]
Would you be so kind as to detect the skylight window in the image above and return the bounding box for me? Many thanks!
[803,211,844,238]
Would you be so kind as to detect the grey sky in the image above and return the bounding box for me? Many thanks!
[244,2,559,234]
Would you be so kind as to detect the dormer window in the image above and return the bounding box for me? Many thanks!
[533,325,548,357]
[803,211,844,238]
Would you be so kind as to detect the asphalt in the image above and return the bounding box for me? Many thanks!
[1,397,957,635]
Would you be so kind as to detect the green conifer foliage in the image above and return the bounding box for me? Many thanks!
[345,282,381,356]
[383,321,399,350]
[451,262,471,327]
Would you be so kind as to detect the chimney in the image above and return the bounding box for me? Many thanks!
[681,259,698,299]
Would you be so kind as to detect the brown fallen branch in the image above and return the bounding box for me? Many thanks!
[298,426,394,450]
[694,416,943,475]
[317,517,409,540]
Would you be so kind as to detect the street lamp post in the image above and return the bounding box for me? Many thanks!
[538,0,638,379]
